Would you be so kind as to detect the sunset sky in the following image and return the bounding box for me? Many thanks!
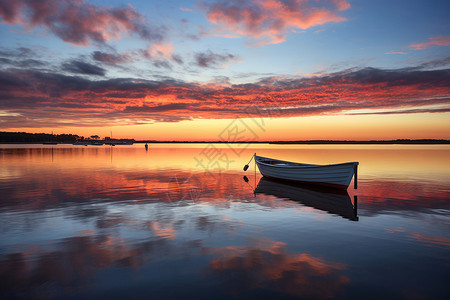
[0,0,449,140]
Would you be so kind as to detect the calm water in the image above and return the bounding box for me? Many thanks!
[0,144,449,299]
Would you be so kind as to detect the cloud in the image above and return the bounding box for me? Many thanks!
[0,57,45,68]
[194,51,239,68]
[62,60,106,76]
[347,106,450,115]
[0,0,163,45]
[0,47,49,69]
[385,51,408,55]
[124,103,197,113]
[416,56,450,69]
[0,64,449,128]
[410,36,450,50]
[0,46,34,58]
[201,0,349,46]
[144,43,175,59]
[137,43,184,68]
[332,0,351,11]
[92,51,130,65]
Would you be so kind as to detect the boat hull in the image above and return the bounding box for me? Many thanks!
[255,155,358,190]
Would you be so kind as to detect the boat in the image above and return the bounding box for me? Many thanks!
[73,140,104,146]
[104,139,134,145]
[254,177,358,221]
[245,154,358,190]
[90,141,104,146]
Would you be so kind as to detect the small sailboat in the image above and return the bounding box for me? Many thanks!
[244,154,358,190]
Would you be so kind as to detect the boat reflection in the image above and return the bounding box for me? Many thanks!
[253,177,358,221]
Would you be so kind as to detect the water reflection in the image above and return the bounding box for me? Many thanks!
[254,177,358,221]
[204,238,349,298]
[0,145,449,299]
[0,234,177,298]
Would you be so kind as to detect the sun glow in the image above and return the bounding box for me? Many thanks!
[7,111,449,141]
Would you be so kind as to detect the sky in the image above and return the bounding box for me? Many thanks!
[0,0,449,141]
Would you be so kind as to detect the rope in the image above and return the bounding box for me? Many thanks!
[246,153,255,165]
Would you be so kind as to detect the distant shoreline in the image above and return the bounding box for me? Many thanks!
[1,140,450,145]
[1,140,449,145]
[134,139,450,144]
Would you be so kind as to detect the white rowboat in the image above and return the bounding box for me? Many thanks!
[252,155,358,190]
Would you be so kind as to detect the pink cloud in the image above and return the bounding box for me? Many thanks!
[0,0,162,45]
[149,43,174,58]
[332,0,351,11]
[202,0,349,46]
[410,36,450,50]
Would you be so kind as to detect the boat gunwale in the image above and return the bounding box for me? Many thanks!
[255,155,358,169]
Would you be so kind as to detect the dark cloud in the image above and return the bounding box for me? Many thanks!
[416,56,450,70]
[340,67,450,86]
[0,0,164,45]
[0,47,46,69]
[92,51,130,65]
[171,54,184,65]
[152,60,172,69]
[0,47,34,58]
[194,51,238,68]
[0,57,11,64]
[347,106,450,115]
[1,58,45,68]
[62,60,106,76]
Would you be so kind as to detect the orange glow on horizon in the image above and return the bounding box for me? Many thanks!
[6,112,450,141]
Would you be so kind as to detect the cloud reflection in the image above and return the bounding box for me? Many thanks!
[204,238,349,298]
[0,235,169,298]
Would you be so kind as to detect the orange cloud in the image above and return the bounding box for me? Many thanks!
[410,36,450,49]
[202,0,350,46]
[145,43,174,58]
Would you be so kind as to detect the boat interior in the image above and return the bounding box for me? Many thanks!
[256,157,315,167]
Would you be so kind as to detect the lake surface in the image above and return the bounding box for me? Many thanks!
[1,144,449,299]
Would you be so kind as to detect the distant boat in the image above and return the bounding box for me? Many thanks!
[104,140,134,145]
[254,177,358,221]
[90,141,104,146]
[245,154,358,190]
[73,141,104,146]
